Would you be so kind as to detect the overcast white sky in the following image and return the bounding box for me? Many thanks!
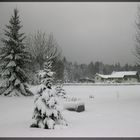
[0,2,139,65]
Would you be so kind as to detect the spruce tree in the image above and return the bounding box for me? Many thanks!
[31,59,67,129]
[0,8,32,96]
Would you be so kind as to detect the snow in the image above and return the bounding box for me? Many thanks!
[6,60,16,68]
[37,70,46,78]
[1,69,10,76]
[14,79,21,86]
[96,73,110,79]
[37,70,54,78]
[111,71,138,78]
[45,118,55,129]
[0,85,140,136]
[5,54,13,59]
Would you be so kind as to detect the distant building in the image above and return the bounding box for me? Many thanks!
[95,71,139,83]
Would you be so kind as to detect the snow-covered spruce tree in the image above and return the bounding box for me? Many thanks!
[31,59,67,129]
[0,8,32,96]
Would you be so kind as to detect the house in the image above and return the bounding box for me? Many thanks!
[95,71,139,83]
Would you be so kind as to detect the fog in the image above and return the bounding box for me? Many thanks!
[0,2,139,65]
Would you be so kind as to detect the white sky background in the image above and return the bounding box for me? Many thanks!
[0,2,139,65]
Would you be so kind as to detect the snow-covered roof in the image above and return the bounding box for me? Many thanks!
[96,71,138,79]
[111,71,138,78]
[96,74,111,79]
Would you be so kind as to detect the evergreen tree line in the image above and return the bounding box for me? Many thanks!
[56,58,140,83]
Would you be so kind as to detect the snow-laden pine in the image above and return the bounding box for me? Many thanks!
[31,60,67,129]
[0,8,32,96]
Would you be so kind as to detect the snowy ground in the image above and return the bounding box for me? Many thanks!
[0,85,140,137]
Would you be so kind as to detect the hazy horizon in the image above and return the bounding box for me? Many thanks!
[0,2,140,66]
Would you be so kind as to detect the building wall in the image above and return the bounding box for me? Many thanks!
[94,75,104,83]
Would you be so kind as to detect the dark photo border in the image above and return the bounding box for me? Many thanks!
[0,0,140,2]
[0,0,140,140]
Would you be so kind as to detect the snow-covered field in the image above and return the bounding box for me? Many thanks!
[0,85,140,137]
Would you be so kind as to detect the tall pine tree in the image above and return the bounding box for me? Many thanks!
[0,8,32,96]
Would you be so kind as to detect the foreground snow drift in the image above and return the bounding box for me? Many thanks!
[0,85,140,137]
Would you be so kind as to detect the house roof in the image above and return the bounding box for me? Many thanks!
[96,74,111,79]
[96,71,138,79]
